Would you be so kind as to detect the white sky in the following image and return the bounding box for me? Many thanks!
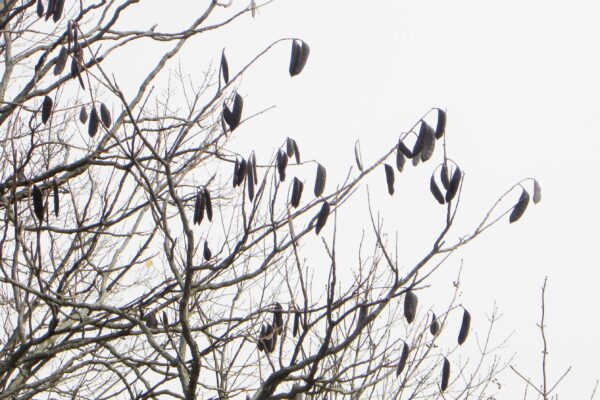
[114,0,600,397]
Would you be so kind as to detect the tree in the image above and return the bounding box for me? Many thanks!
[0,1,540,399]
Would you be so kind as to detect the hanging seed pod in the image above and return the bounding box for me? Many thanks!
[52,0,64,22]
[273,303,284,335]
[533,179,542,204]
[52,179,59,217]
[53,46,68,75]
[144,311,158,329]
[79,106,88,124]
[236,158,247,187]
[36,0,44,17]
[398,140,413,159]
[420,123,436,162]
[223,94,243,131]
[289,40,310,77]
[32,185,44,222]
[314,163,326,197]
[264,323,276,353]
[286,137,296,158]
[509,188,530,223]
[396,146,406,172]
[71,45,85,89]
[67,21,73,52]
[203,188,213,222]
[458,308,471,345]
[246,160,255,201]
[403,290,418,324]
[292,140,300,164]
[354,142,363,172]
[162,311,169,328]
[412,122,428,158]
[203,241,212,261]
[293,308,300,337]
[440,163,450,190]
[220,49,229,84]
[384,164,395,195]
[435,108,446,139]
[445,166,461,202]
[193,191,205,225]
[396,342,409,377]
[233,158,240,188]
[251,152,258,184]
[276,150,288,182]
[257,324,266,352]
[41,95,53,124]
[290,177,303,208]
[430,312,440,335]
[314,200,330,235]
[412,156,420,167]
[430,174,445,204]
[45,0,55,20]
[441,357,450,392]
[99,103,112,128]
[88,108,99,137]
[358,305,368,326]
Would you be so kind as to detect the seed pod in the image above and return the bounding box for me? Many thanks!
[396,146,406,172]
[412,122,428,157]
[251,152,258,184]
[458,308,471,345]
[354,142,363,172]
[247,161,255,201]
[79,106,88,124]
[236,158,247,187]
[52,179,59,217]
[220,49,229,84]
[162,311,169,328]
[70,45,85,89]
[314,200,330,235]
[430,312,440,335]
[441,357,450,392]
[533,179,542,204]
[286,137,296,158]
[273,303,284,335]
[203,241,212,260]
[509,188,530,223]
[291,177,303,208]
[257,324,266,352]
[292,140,301,164]
[277,150,288,182]
[203,188,213,222]
[314,163,326,197]
[36,0,44,17]
[289,40,310,77]
[54,46,68,75]
[398,140,413,159]
[223,93,243,131]
[440,163,450,190]
[293,308,301,337]
[144,311,158,329]
[88,108,99,137]
[435,108,446,139]
[420,122,436,162]
[193,191,205,225]
[430,174,445,204]
[99,103,112,128]
[41,95,53,124]
[264,323,276,353]
[396,342,409,377]
[412,156,420,167]
[384,164,395,195]
[233,158,240,188]
[32,185,44,222]
[45,0,55,20]
[445,166,461,202]
[52,0,64,22]
[403,290,418,324]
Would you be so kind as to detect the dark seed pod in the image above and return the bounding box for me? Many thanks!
[193,191,205,225]
[41,95,53,124]
[440,164,450,190]
[45,0,55,20]
[54,46,68,75]
[354,142,363,172]
[412,156,421,167]
[276,150,288,182]
[70,45,85,89]
[384,164,395,195]
[52,179,59,217]
[509,189,530,223]
[223,93,243,131]
[88,108,99,137]
[441,357,450,392]
[314,163,326,197]
[52,0,64,22]
[314,200,330,235]
[32,185,44,222]
[398,140,413,159]
[292,140,300,164]
[162,311,169,328]
[403,290,418,324]
[412,122,427,157]
[246,159,255,201]
[435,108,446,139]
[273,303,284,335]
[233,158,240,188]
[533,179,542,204]
[458,308,471,345]
[396,342,409,377]
[220,49,229,84]
[257,325,266,352]
[286,137,296,158]
[99,103,112,128]
[430,312,440,335]
[358,305,368,326]
[203,241,212,260]
[79,106,88,124]
[289,40,310,77]
[420,122,436,162]
[236,158,247,187]
[36,0,44,17]
[430,174,445,204]
[203,188,213,222]
[445,166,461,202]
[144,311,158,329]
[251,152,258,184]
[290,177,303,208]
[293,308,300,337]
[264,323,276,353]
[396,146,406,172]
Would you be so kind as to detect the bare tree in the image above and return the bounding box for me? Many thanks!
[0,1,541,399]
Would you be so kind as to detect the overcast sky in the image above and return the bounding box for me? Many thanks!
[117,0,599,397]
